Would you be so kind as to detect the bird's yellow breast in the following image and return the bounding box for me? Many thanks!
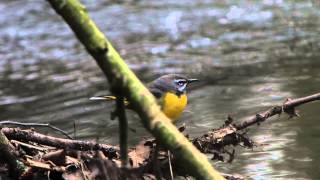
[162,92,187,123]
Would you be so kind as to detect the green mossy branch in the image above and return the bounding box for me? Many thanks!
[47,0,224,179]
[0,131,26,178]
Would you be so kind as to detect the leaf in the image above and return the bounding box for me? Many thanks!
[128,141,151,168]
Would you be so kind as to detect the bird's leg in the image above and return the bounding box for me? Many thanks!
[115,96,128,169]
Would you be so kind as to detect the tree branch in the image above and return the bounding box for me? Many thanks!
[46,0,224,179]
[193,92,320,160]
[0,121,72,139]
[1,128,118,159]
[235,92,320,130]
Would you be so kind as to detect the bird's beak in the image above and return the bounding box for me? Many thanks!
[187,78,199,83]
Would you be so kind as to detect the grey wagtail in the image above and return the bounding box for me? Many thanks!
[90,74,199,123]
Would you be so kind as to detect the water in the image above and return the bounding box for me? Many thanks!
[1,0,320,179]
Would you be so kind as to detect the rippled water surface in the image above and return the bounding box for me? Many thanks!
[1,0,320,179]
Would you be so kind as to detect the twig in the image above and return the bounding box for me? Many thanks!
[116,96,128,168]
[153,143,162,179]
[220,173,246,180]
[1,128,118,159]
[235,92,320,130]
[284,92,320,107]
[73,120,77,139]
[168,150,174,180]
[192,92,320,161]
[11,140,48,152]
[0,121,72,139]
[25,158,66,172]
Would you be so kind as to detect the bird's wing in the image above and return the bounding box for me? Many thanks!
[148,87,163,99]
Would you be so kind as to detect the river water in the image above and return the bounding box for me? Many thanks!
[0,0,320,179]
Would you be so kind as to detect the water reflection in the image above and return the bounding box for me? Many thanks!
[1,0,320,179]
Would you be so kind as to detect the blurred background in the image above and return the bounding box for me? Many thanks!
[0,0,320,179]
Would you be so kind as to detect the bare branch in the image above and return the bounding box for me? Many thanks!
[1,128,118,159]
[193,92,320,162]
[0,121,72,139]
[236,92,320,130]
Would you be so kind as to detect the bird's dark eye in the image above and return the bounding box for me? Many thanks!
[176,80,186,86]
[178,81,184,86]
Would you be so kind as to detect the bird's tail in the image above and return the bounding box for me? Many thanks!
[90,95,129,106]
[90,95,117,101]
[90,95,136,132]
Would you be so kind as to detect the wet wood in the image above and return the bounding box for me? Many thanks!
[1,128,118,159]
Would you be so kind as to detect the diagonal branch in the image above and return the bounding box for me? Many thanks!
[46,0,224,179]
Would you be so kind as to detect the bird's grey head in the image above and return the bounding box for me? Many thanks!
[151,74,199,96]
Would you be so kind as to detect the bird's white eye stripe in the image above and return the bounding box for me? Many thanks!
[174,79,187,84]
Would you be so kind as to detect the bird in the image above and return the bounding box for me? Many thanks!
[90,74,199,123]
